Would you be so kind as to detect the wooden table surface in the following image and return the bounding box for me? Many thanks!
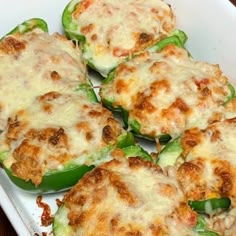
[0,1,235,236]
[0,207,17,236]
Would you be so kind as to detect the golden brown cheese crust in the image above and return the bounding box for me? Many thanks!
[224,97,236,119]
[1,92,122,185]
[177,118,236,206]
[63,157,197,235]
[100,45,232,139]
[0,30,86,130]
[74,0,175,51]
[0,36,26,54]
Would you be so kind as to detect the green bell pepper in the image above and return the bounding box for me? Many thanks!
[116,131,135,149]
[100,33,187,143]
[0,18,128,193]
[194,215,220,236]
[100,28,235,144]
[1,18,48,40]
[53,205,73,236]
[62,0,187,48]
[0,131,136,193]
[128,119,171,144]
[1,18,100,103]
[0,156,94,193]
[0,19,99,134]
[157,138,183,167]
[224,82,236,105]
[101,76,235,147]
[188,197,231,215]
[61,0,187,76]
[121,145,152,161]
[156,109,235,168]
[197,232,219,236]
[100,97,171,144]
[148,30,187,52]
[76,83,98,103]
[53,146,153,235]
[62,0,86,43]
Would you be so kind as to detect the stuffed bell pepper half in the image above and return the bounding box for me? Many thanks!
[156,117,236,235]
[53,154,200,235]
[99,35,235,144]
[0,19,135,193]
[62,0,178,77]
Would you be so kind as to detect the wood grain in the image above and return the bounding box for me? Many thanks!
[230,0,236,5]
[0,207,17,236]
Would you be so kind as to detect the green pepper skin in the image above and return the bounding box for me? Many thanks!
[101,104,171,144]
[188,197,231,215]
[62,0,187,76]
[63,5,100,73]
[100,99,171,143]
[0,148,94,194]
[121,145,152,161]
[62,0,86,43]
[53,144,154,235]
[0,131,136,193]
[101,77,233,145]
[157,138,182,167]
[194,215,220,236]
[0,19,137,194]
[1,163,94,193]
[116,131,135,149]
[194,214,208,232]
[197,231,219,236]
[1,18,48,40]
[0,153,96,193]
[76,83,98,103]
[53,205,73,235]
[172,30,188,45]
[148,30,187,52]
[224,82,236,104]
[100,33,187,142]
[128,119,171,144]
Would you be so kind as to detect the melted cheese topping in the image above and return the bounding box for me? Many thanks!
[178,118,236,206]
[63,157,197,235]
[101,45,232,139]
[0,30,86,130]
[210,208,236,235]
[69,0,176,76]
[1,92,122,185]
[224,97,236,119]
